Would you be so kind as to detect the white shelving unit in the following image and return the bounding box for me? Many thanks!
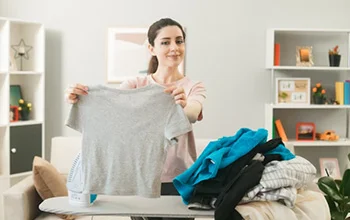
[0,17,45,219]
[268,103,350,109]
[271,66,350,71]
[265,28,350,177]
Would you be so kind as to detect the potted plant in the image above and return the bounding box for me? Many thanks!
[278,92,288,103]
[329,45,341,67]
[318,153,350,220]
[18,98,32,120]
[312,83,326,104]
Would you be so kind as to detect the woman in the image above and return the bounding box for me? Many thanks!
[66,17,206,219]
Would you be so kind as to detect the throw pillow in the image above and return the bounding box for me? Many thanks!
[32,156,76,220]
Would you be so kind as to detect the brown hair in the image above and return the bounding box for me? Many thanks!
[147,18,186,74]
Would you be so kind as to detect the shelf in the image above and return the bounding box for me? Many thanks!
[9,120,42,126]
[269,104,350,109]
[9,21,44,72]
[265,28,350,188]
[270,28,350,33]
[10,71,42,75]
[10,171,32,178]
[270,66,350,71]
[266,28,350,69]
[286,139,350,147]
[0,17,44,201]
[10,74,44,122]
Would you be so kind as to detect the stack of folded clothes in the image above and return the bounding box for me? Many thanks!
[173,128,316,220]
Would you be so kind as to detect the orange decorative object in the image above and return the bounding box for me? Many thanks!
[10,106,19,122]
[316,130,339,141]
[296,122,316,141]
[299,49,310,62]
[274,43,280,66]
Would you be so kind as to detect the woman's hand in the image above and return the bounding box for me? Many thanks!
[164,86,187,108]
[65,83,88,104]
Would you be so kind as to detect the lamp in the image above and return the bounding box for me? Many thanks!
[11,39,32,71]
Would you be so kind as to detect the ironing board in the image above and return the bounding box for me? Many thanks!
[39,195,214,218]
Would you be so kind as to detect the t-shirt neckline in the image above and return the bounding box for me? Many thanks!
[97,83,161,93]
[148,74,187,86]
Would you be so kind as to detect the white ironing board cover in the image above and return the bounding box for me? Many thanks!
[39,195,214,218]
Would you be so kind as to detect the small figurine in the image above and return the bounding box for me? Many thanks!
[324,98,339,105]
[316,130,339,141]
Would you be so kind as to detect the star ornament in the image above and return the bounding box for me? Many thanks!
[11,39,33,60]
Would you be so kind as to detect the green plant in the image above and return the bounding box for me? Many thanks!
[317,153,350,220]
[278,92,288,100]
[18,98,32,119]
[312,83,326,98]
[329,45,340,55]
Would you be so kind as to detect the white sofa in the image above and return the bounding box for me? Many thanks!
[3,136,330,220]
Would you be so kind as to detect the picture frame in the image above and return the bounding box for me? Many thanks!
[296,46,314,67]
[275,77,311,104]
[319,158,341,179]
[296,122,316,141]
[10,85,23,106]
[106,27,186,84]
[9,105,19,122]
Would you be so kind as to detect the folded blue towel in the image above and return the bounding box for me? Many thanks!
[265,143,295,160]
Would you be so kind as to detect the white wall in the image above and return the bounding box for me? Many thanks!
[2,0,350,158]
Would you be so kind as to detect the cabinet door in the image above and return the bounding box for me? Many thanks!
[10,124,42,174]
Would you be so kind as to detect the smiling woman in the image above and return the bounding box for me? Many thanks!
[65,18,206,220]
[147,19,186,76]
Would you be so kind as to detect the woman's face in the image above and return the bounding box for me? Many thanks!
[149,25,185,69]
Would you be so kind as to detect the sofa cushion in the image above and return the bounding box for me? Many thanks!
[32,156,75,219]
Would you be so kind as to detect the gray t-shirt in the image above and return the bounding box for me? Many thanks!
[65,83,192,197]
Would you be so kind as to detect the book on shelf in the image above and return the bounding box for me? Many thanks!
[345,81,350,105]
[274,119,288,142]
[335,81,350,105]
[274,43,280,66]
[272,117,277,138]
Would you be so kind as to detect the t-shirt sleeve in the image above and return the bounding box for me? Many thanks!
[187,81,206,105]
[165,104,192,144]
[65,103,84,133]
[187,81,206,121]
